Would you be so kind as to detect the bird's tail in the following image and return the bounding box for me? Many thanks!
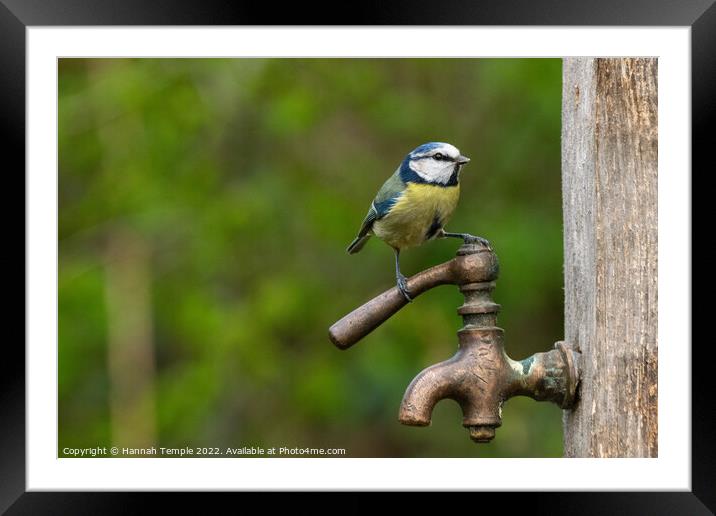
[347,234,371,254]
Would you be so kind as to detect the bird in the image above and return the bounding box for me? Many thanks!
[347,141,490,302]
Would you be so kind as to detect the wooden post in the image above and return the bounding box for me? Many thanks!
[561,58,658,457]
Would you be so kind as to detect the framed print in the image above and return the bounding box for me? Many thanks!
[4,0,711,511]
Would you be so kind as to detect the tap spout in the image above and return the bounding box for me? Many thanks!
[399,327,510,442]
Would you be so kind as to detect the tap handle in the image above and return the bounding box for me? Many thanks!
[328,261,454,349]
[329,244,498,349]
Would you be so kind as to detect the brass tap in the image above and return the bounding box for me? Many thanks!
[329,243,580,443]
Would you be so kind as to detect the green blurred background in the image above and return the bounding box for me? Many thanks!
[58,58,564,457]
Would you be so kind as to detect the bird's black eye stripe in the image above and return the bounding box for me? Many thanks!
[431,153,456,162]
[412,153,456,161]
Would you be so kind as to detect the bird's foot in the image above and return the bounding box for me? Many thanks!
[462,234,492,251]
[440,230,492,251]
[397,274,413,302]
[442,230,492,251]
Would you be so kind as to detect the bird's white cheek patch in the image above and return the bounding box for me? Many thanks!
[409,159,456,184]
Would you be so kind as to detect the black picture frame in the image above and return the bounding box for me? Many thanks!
[4,0,710,512]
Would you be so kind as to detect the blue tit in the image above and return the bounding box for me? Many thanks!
[347,142,490,301]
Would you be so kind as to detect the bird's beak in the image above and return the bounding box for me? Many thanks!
[457,155,470,165]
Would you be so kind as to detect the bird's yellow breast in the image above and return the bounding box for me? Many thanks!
[373,182,460,250]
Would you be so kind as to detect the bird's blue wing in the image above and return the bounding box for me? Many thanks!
[356,169,406,236]
[347,167,406,254]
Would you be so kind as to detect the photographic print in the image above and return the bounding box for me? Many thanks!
[58,58,568,459]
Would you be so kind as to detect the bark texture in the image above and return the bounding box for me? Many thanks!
[562,58,658,457]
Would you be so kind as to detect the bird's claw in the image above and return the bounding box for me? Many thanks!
[463,234,492,251]
[397,274,413,302]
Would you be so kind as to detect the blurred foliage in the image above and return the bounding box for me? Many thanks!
[58,58,564,457]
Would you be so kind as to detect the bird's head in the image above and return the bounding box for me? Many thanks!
[403,142,470,185]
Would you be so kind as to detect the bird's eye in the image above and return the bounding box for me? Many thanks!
[434,153,443,160]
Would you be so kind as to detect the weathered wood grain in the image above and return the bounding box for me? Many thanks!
[562,58,658,457]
